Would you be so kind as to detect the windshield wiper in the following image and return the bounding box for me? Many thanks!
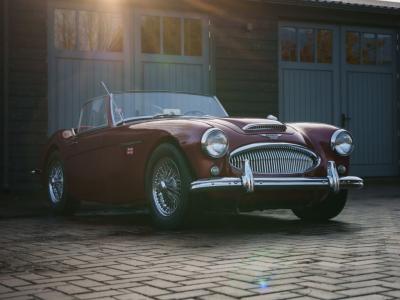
[115,114,183,126]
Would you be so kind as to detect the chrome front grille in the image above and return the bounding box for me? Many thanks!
[229,143,320,175]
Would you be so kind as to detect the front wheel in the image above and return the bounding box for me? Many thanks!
[292,190,347,221]
[145,144,193,229]
[46,152,80,215]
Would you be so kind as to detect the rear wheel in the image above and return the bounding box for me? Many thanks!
[46,152,80,215]
[292,190,347,221]
[145,144,192,229]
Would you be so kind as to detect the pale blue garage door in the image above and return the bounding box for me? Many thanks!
[48,5,210,134]
[279,23,398,176]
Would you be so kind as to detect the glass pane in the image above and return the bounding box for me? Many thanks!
[377,34,392,65]
[163,17,181,55]
[54,9,77,50]
[280,27,297,62]
[362,33,376,65]
[299,28,314,63]
[317,29,333,64]
[79,98,108,133]
[78,11,100,51]
[100,14,123,52]
[184,18,202,56]
[346,32,360,64]
[141,16,160,54]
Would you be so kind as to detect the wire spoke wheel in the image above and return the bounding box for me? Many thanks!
[151,157,182,217]
[48,161,64,204]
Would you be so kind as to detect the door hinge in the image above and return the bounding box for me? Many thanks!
[208,64,211,72]
[208,31,211,39]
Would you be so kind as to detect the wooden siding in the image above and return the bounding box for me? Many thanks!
[8,0,47,189]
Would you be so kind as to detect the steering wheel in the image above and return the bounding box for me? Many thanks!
[184,110,204,116]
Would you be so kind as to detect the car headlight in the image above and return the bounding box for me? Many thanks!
[201,128,228,158]
[331,129,354,156]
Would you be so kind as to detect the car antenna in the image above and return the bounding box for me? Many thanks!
[100,81,112,96]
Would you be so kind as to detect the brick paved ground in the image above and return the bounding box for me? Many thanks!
[0,183,399,300]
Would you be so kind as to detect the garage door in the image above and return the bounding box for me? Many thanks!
[134,11,210,94]
[48,5,125,134]
[48,5,210,134]
[279,22,398,176]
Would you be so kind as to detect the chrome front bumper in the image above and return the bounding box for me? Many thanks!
[190,160,363,193]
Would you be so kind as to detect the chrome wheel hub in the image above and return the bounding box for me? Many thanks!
[152,158,181,217]
[48,162,64,204]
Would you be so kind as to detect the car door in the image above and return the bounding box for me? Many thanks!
[65,96,110,203]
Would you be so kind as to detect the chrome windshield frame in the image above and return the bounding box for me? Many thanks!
[108,91,229,126]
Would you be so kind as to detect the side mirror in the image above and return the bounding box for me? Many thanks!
[266,114,278,121]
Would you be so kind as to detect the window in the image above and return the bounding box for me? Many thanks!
[346,32,360,64]
[54,8,123,52]
[79,98,108,133]
[299,28,314,63]
[377,34,392,65]
[141,15,203,56]
[281,26,333,64]
[163,17,182,55]
[184,19,202,56]
[141,16,161,54]
[362,33,377,65]
[54,9,77,50]
[280,27,297,62]
[317,29,333,64]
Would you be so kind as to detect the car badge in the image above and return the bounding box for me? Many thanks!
[261,134,282,140]
[126,147,134,155]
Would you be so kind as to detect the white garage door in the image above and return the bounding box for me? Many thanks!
[279,22,398,176]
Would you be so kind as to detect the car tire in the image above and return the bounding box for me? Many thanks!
[145,143,193,229]
[292,190,347,221]
[46,151,80,215]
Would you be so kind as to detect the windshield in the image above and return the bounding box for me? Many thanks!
[111,92,228,124]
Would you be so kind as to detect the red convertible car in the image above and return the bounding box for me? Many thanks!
[35,91,363,228]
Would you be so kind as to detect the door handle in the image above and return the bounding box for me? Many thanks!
[341,113,351,128]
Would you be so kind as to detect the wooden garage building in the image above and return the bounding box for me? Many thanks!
[1,0,400,190]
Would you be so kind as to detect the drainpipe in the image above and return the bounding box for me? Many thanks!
[3,0,9,191]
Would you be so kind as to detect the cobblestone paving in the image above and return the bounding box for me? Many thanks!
[0,186,399,299]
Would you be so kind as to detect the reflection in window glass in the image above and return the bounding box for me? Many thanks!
[78,11,100,51]
[346,32,360,64]
[299,28,314,63]
[362,33,376,65]
[317,29,333,64]
[100,14,123,52]
[377,34,392,65]
[184,18,202,56]
[280,27,297,62]
[141,16,161,54]
[163,17,181,55]
[54,9,77,50]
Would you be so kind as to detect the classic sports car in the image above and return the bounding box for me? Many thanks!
[35,91,363,229]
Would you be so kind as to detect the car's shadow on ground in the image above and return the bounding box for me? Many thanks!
[68,207,361,237]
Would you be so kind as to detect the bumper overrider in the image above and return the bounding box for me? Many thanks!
[190,160,363,193]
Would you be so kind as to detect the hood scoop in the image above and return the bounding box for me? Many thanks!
[242,123,287,132]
